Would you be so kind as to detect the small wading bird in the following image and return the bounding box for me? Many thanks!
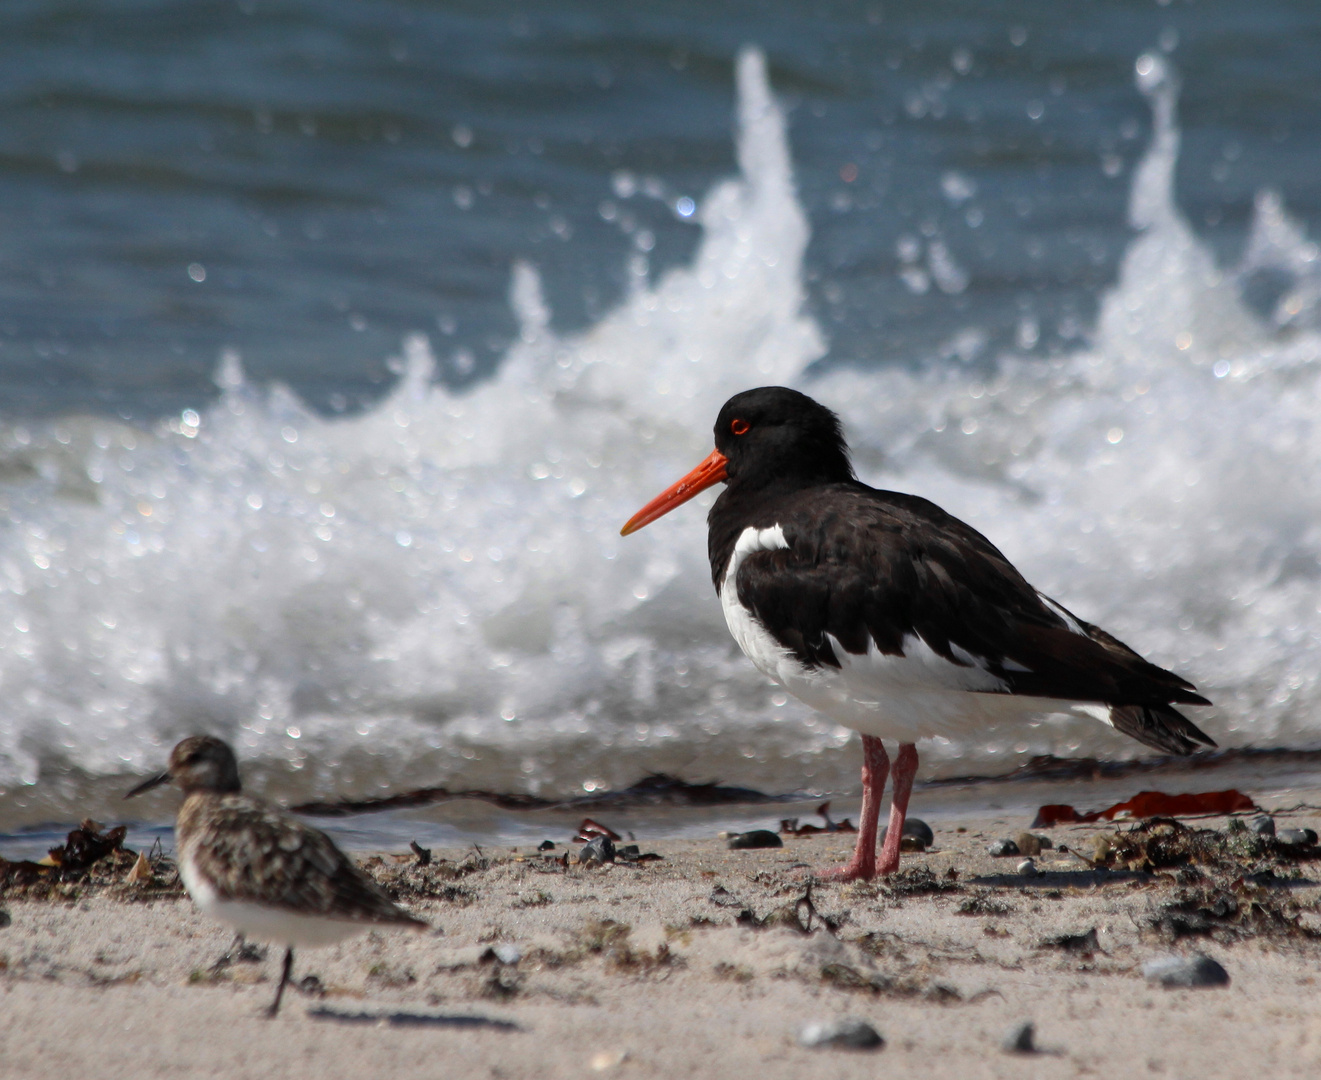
[621,386,1214,880]
[126,736,428,1015]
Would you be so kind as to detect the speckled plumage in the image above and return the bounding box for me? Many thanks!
[127,735,426,1015]
[175,791,425,928]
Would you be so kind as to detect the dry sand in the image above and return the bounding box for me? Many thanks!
[4,800,1321,1080]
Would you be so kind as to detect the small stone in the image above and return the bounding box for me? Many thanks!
[1016,858,1039,877]
[537,839,556,851]
[879,818,934,851]
[1276,827,1318,847]
[579,835,616,865]
[491,943,522,965]
[727,829,783,850]
[589,1050,628,1071]
[1248,815,1275,837]
[798,1016,885,1050]
[987,839,1020,857]
[1014,832,1052,856]
[1001,1021,1036,1054]
[1142,953,1230,988]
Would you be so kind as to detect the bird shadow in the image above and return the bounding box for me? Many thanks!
[968,868,1148,889]
[307,1008,522,1031]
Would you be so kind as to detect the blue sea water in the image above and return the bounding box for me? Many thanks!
[1,2,1320,828]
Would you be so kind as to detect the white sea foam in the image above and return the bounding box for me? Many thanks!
[1,49,1320,802]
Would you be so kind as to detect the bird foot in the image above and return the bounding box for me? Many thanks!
[812,859,877,883]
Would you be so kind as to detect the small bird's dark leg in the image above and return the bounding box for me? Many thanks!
[875,742,919,876]
[266,946,295,1018]
[210,933,244,972]
[819,735,889,882]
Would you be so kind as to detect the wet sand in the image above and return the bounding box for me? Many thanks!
[4,791,1321,1080]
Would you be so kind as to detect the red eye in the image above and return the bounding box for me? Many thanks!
[730,418,750,435]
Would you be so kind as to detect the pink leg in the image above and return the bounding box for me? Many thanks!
[818,735,889,882]
[875,742,918,876]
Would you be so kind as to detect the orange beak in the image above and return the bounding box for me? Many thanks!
[620,449,728,536]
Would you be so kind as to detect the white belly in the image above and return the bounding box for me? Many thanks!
[179,853,369,949]
[720,526,1113,743]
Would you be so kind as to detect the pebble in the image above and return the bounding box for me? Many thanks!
[1016,858,1040,877]
[1276,827,1318,847]
[491,943,522,965]
[1001,1021,1036,1054]
[1248,815,1276,837]
[727,829,783,850]
[537,839,557,851]
[879,818,934,851]
[1142,953,1230,988]
[1014,832,1052,856]
[798,1017,885,1050]
[579,835,616,865]
[987,839,1020,857]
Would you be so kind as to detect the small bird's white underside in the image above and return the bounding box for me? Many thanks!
[179,852,370,949]
[721,524,1117,744]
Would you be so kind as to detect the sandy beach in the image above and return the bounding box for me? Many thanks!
[4,786,1321,1080]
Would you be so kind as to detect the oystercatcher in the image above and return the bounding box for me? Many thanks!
[621,386,1213,880]
[126,736,428,1015]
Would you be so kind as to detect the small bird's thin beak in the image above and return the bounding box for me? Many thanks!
[620,448,729,536]
[124,771,172,799]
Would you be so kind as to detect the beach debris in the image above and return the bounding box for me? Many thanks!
[297,974,326,998]
[589,1050,629,1071]
[1248,815,1276,837]
[1001,1021,1037,1054]
[1142,953,1230,988]
[126,851,153,884]
[987,839,1020,857]
[575,818,623,843]
[878,817,933,851]
[409,840,431,866]
[1275,827,1318,847]
[797,1016,885,1050]
[1016,858,1040,877]
[956,894,1014,916]
[292,773,808,817]
[1033,789,1256,828]
[780,802,856,836]
[1,819,140,894]
[211,935,267,973]
[48,820,129,871]
[727,829,783,850]
[1142,872,1320,943]
[614,844,662,863]
[1090,817,1321,883]
[578,835,616,866]
[737,883,839,934]
[879,866,962,897]
[1039,927,1100,956]
[485,943,523,966]
[1014,832,1052,856]
[537,840,556,851]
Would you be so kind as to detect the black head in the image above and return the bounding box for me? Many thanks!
[620,386,855,537]
[124,735,243,799]
[713,386,854,491]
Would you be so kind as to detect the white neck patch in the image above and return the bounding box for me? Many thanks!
[721,524,789,593]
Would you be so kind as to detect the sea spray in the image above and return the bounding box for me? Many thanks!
[1,49,1320,813]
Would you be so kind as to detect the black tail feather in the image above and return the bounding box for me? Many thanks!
[1109,703,1217,756]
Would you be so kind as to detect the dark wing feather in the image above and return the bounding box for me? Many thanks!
[183,795,427,927]
[731,483,1212,712]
